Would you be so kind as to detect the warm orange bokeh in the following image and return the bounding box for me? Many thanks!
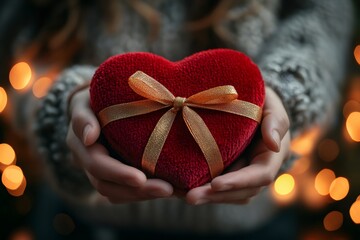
[0,87,7,113]
[291,127,322,155]
[2,165,23,189]
[314,169,336,196]
[2,165,24,189]
[1,165,26,197]
[329,177,350,201]
[0,143,16,171]
[32,77,53,98]
[354,45,360,65]
[274,173,295,196]
[349,199,360,224]
[300,173,329,209]
[271,173,297,205]
[9,62,32,90]
[346,112,360,142]
[8,229,34,240]
[323,211,343,231]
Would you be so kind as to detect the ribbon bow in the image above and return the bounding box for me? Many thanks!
[98,71,262,178]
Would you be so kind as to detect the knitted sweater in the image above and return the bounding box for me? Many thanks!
[35,0,354,234]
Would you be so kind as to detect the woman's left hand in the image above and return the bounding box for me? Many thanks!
[186,87,291,205]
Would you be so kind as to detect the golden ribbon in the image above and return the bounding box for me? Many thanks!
[98,71,262,178]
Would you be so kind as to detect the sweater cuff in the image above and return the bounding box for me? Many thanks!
[35,65,96,196]
[260,62,332,138]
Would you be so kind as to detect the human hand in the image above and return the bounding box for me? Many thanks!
[66,88,174,204]
[186,87,291,205]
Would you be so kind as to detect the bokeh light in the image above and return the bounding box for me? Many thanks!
[301,173,328,209]
[8,228,34,240]
[349,199,360,224]
[317,139,339,162]
[2,165,24,189]
[354,44,360,65]
[291,127,321,155]
[1,165,26,197]
[346,112,360,142]
[323,211,343,231]
[314,169,336,196]
[9,62,32,90]
[0,143,16,171]
[274,173,295,196]
[329,177,349,201]
[0,87,7,113]
[343,124,354,143]
[32,77,53,98]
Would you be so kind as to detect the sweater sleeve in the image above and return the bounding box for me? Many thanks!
[35,65,96,198]
[258,0,354,137]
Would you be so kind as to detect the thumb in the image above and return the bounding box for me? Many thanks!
[261,88,290,152]
[70,89,101,146]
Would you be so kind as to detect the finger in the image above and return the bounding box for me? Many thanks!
[88,175,173,203]
[88,192,111,206]
[226,199,251,205]
[70,89,101,146]
[86,143,147,187]
[66,122,91,168]
[186,184,260,205]
[211,154,278,191]
[186,184,212,205]
[261,88,290,152]
[206,187,261,203]
[211,132,290,191]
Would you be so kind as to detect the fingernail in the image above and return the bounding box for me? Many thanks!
[272,130,281,152]
[83,124,91,145]
[194,199,210,205]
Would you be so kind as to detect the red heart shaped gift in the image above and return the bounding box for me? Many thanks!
[90,49,265,190]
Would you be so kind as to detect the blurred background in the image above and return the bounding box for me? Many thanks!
[0,0,360,239]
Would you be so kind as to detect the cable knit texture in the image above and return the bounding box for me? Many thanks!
[258,0,354,136]
[36,66,96,195]
[34,0,354,234]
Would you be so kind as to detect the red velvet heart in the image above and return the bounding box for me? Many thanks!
[90,49,265,190]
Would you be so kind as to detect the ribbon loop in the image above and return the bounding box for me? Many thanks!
[187,85,238,105]
[98,71,262,178]
[129,71,174,105]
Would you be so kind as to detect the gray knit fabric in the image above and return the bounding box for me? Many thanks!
[259,0,354,136]
[35,0,354,234]
[36,66,96,195]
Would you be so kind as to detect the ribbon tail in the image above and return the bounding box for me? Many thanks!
[142,109,177,175]
[182,106,224,178]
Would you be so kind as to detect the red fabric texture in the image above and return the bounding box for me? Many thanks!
[90,49,265,190]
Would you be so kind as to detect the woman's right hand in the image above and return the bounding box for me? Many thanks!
[66,88,174,204]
